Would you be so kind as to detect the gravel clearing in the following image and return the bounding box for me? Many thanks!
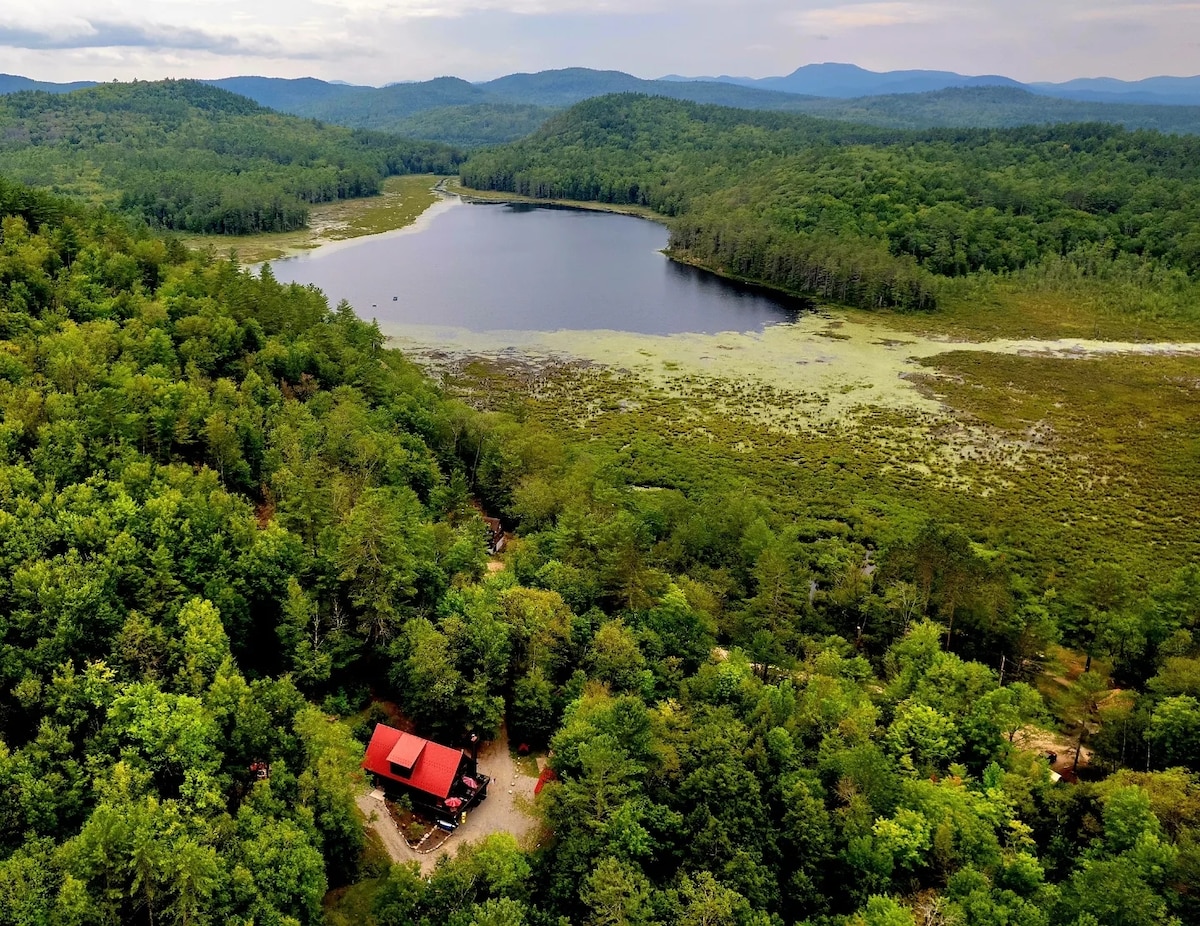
[358,724,541,874]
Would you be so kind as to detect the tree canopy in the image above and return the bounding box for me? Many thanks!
[0,80,463,234]
[461,94,1200,311]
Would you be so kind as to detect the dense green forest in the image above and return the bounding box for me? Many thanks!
[461,95,1200,312]
[204,73,1200,147]
[6,72,1200,154]
[0,80,462,235]
[386,103,556,148]
[231,71,836,145]
[790,85,1200,133]
[341,86,1200,148]
[2,161,1199,926]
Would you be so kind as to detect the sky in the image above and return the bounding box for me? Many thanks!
[2,0,1198,85]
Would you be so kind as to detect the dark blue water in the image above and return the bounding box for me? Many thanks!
[270,200,806,335]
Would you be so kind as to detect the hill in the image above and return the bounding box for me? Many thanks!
[297,75,492,126]
[461,94,1200,311]
[2,69,1200,151]
[0,79,461,234]
[732,62,1022,97]
[476,67,821,109]
[1030,73,1200,105]
[0,73,96,95]
[9,64,1200,108]
[797,85,1200,133]
[245,69,823,139]
[204,70,1200,145]
[209,69,1200,143]
[6,69,1200,149]
[207,75,367,112]
[670,62,1200,105]
[385,102,555,147]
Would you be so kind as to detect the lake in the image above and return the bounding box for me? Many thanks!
[269,198,806,336]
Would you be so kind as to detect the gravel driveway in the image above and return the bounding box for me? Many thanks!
[358,724,542,874]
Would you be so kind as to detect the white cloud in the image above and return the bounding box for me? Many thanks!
[785,1,944,32]
[308,0,667,17]
[1,0,1197,84]
[1069,0,1200,20]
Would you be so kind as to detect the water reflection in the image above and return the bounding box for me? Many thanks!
[271,200,804,336]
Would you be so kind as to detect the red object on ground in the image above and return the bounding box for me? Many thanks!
[533,765,559,795]
[362,724,468,800]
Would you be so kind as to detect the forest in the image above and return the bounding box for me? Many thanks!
[206,72,1200,148]
[0,80,462,235]
[1,146,1198,926]
[460,95,1200,313]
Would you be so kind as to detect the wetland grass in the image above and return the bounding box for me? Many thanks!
[421,330,1199,591]
[180,174,445,263]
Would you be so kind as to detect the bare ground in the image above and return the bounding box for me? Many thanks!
[1013,724,1092,774]
[358,724,542,874]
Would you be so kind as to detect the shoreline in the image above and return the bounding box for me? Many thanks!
[218,176,1200,345]
[441,180,668,224]
[181,174,449,264]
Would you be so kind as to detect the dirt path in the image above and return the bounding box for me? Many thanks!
[358,724,541,874]
[357,789,431,871]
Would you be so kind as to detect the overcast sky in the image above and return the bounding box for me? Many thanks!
[2,0,1198,85]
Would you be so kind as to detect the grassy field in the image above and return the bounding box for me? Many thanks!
[860,283,1200,343]
[180,174,446,262]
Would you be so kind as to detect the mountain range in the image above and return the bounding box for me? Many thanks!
[659,62,1200,105]
[209,70,1200,143]
[6,62,1200,106]
[3,65,1200,148]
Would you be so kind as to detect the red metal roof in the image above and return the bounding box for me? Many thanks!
[362,724,466,800]
[386,733,426,770]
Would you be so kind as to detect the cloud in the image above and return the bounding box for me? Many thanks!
[1069,0,1200,20]
[0,18,278,54]
[2,0,1198,85]
[786,1,943,32]
[310,0,665,18]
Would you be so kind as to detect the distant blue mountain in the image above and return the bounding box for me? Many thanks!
[660,64,1018,96]
[205,76,369,112]
[761,63,1020,97]
[1028,75,1200,105]
[6,64,1200,120]
[662,63,1200,106]
[0,73,96,94]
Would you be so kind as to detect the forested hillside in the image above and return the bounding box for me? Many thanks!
[0,74,96,95]
[6,71,1200,150]
[382,85,1200,146]
[2,165,1198,925]
[226,72,1200,147]
[0,80,462,234]
[680,62,1200,105]
[247,70,832,143]
[0,175,504,922]
[386,103,555,147]
[461,95,1200,311]
[791,85,1200,133]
